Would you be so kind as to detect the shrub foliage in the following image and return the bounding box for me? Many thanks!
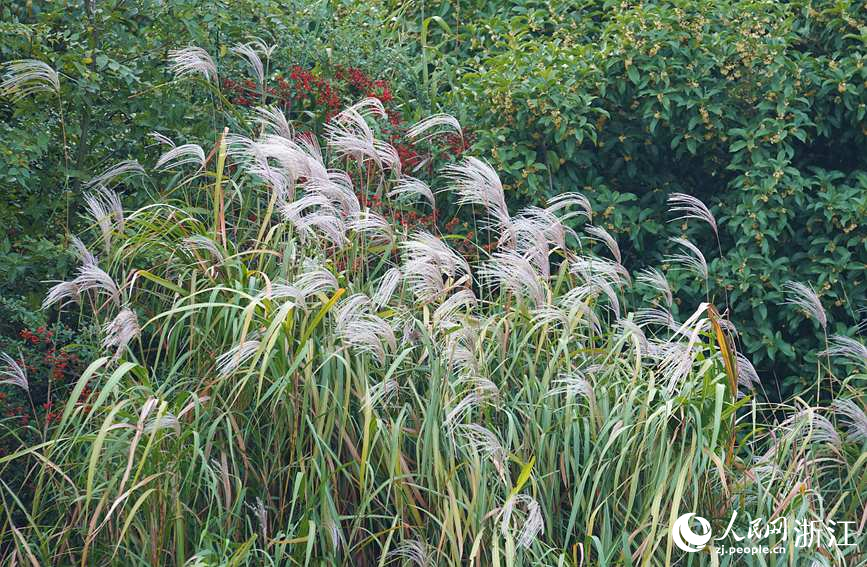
[448,0,867,389]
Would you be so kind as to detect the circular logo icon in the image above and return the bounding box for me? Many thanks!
[672,513,712,552]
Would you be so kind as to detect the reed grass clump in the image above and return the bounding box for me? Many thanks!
[0,51,864,566]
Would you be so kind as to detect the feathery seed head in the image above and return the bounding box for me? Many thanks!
[1,59,60,100]
[0,351,29,392]
[666,237,708,280]
[103,307,140,361]
[168,47,218,82]
[406,113,462,144]
[821,335,866,367]
[782,281,827,330]
[832,398,867,444]
[667,193,718,236]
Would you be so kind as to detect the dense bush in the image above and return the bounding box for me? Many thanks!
[436,0,867,392]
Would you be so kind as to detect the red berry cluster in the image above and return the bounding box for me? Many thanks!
[334,65,393,103]
[18,327,79,382]
[2,326,84,429]
[221,63,470,173]
[19,326,52,345]
[221,62,479,246]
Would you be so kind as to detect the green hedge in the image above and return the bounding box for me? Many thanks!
[448,0,867,391]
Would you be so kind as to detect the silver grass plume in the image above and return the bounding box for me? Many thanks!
[617,319,651,356]
[182,234,225,264]
[0,351,29,391]
[511,219,550,279]
[364,378,400,411]
[296,133,328,179]
[560,279,620,320]
[248,37,278,59]
[372,267,402,308]
[231,43,264,85]
[347,210,393,243]
[584,225,622,264]
[832,398,867,444]
[636,267,673,308]
[343,97,387,117]
[657,342,694,394]
[456,424,508,481]
[70,235,97,267]
[86,160,146,188]
[258,282,306,308]
[249,134,309,185]
[548,372,595,401]
[307,171,359,214]
[406,113,462,144]
[325,99,400,173]
[499,494,544,549]
[443,391,486,433]
[666,237,708,280]
[546,295,601,335]
[667,193,718,236]
[656,303,711,393]
[150,131,174,147]
[75,262,120,299]
[443,326,480,375]
[339,313,395,363]
[0,59,60,100]
[389,176,435,209]
[444,157,511,231]
[782,281,827,330]
[254,106,293,139]
[545,192,592,221]
[402,231,471,303]
[820,335,866,367]
[403,231,469,277]
[103,307,140,361]
[279,194,346,246]
[296,211,346,246]
[514,206,577,253]
[736,352,761,390]
[154,138,207,171]
[433,289,477,329]
[509,206,578,278]
[145,412,181,435]
[247,157,292,201]
[43,281,81,310]
[292,262,338,298]
[479,250,547,308]
[246,497,269,544]
[387,540,434,567]
[455,373,500,401]
[167,46,218,82]
[634,306,679,331]
[84,186,124,253]
[216,339,261,376]
[570,256,630,287]
[781,408,841,449]
[334,294,396,363]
